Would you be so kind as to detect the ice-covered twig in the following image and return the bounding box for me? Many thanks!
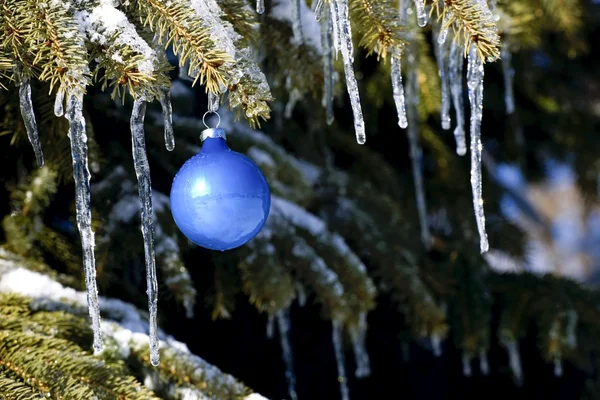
[65,90,103,353]
[130,98,160,366]
[329,0,366,144]
[18,75,44,167]
[467,45,489,254]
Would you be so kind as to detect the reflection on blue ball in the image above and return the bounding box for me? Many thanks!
[170,136,271,251]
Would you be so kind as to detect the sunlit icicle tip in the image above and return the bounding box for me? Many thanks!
[66,91,103,353]
[18,76,44,167]
[131,98,160,366]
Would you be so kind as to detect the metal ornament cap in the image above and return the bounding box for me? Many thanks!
[200,127,227,142]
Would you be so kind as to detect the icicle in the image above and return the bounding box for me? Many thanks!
[449,38,466,156]
[501,46,515,115]
[284,89,303,119]
[131,98,160,366]
[467,46,489,254]
[291,0,304,44]
[296,283,307,307]
[413,0,427,27]
[501,338,523,386]
[66,91,103,353]
[256,0,265,14]
[434,24,451,130]
[208,92,220,112]
[321,8,335,125]
[431,334,443,356]
[462,353,473,376]
[391,48,408,129]
[276,309,298,400]
[158,89,175,151]
[398,0,409,26]
[314,0,325,21]
[332,320,350,400]
[350,312,371,378]
[18,75,44,167]
[54,88,65,117]
[329,0,366,144]
[405,49,432,248]
[437,11,452,44]
[479,349,490,375]
[267,314,275,339]
[554,357,563,377]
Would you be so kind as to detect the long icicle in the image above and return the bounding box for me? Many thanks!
[434,24,451,130]
[276,309,298,400]
[332,320,350,400]
[501,46,515,115]
[391,47,408,129]
[18,75,44,167]
[131,98,160,366]
[467,45,489,254]
[321,7,335,125]
[291,0,304,44]
[406,48,432,248]
[449,37,467,155]
[66,90,103,353]
[159,89,175,151]
[330,0,366,144]
[350,312,371,378]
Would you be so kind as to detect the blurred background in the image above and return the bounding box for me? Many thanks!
[1,0,599,399]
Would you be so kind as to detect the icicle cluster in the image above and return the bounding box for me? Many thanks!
[501,46,515,115]
[449,38,467,156]
[131,98,160,366]
[391,48,408,129]
[65,90,103,353]
[467,45,489,254]
[332,320,350,400]
[321,9,335,125]
[18,75,44,167]
[405,48,432,248]
[329,0,366,144]
[350,312,371,378]
[276,309,298,400]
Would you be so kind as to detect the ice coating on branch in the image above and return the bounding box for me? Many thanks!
[501,337,523,386]
[276,309,298,400]
[130,99,160,366]
[291,0,305,44]
[329,0,366,144]
[332,320,350,400]
[256,0,265,14]
[501,46,515,115]
[350,312,371,378]
[479,349,490,375]
[66,91,103,353]
[449,38,467,155]
[54,87,65,117]
[406,50,432,248]
[462,353,473,376]
[321,9,335,125]
[434,25,451,130]
[208,92,220,113]
[18,76,44,167]
[413,0,427,27]
[158,89,175,151]
[266,314,275,338]
[398,0,409,26]
[74,1,157,75]
[391,48,408,129]
[467,45,489,254]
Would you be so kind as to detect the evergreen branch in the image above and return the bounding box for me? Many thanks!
[217,0,259,46]
[22,0,90,94]
[349,0,408,60]
[129,0,231,94]
[432,0,501,62]
[0,0,34,72]
[0,369,45,399]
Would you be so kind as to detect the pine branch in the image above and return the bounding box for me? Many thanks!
[349,0,408,60]
[0,369,45,400]
[433,0,501,62]
[217,0,259,46]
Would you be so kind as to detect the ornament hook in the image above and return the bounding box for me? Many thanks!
[202,111,221,129]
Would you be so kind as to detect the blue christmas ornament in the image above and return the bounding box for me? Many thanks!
[170,124,271,251]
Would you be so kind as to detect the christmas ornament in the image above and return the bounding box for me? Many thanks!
[170,112,271,251]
